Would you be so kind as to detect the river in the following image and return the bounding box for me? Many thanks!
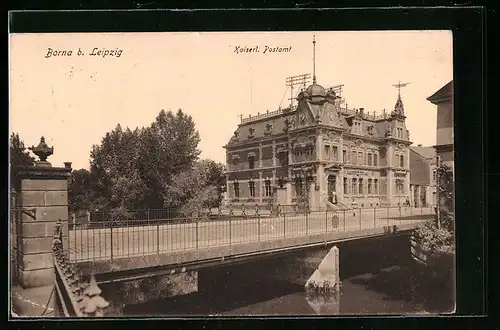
[123,238,454,316]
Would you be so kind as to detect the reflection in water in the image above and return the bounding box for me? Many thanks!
[124,264,453,316]
[124,235,453,316]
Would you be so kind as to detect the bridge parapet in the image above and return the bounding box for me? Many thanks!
[52,219,109,317]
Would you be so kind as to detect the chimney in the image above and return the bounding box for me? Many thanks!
[359,108,364,116]
[64,162,72,169]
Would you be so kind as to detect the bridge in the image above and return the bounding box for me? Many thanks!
[68,206,434,283]
[10,149,434,317]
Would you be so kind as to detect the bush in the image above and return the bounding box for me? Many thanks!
[413,218,454,252]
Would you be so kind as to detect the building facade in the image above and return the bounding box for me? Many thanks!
[224,79,412,210]
[427,81,453,169]
[409,145,437,207]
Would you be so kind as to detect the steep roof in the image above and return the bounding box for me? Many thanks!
[427,81,453,104]
[410,145,436,160]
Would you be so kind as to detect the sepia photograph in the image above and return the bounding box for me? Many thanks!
[9,30,455,317]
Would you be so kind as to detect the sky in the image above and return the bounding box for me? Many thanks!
[9,31,453,170]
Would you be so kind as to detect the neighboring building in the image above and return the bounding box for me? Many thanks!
[409,145,437,207]
[223,42,412,209]
[427,81,453,169]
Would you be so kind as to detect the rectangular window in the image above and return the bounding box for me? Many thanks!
[265,180,272,197]
[359,178,364,195]
[249,156,255,169]
[368,179,372,194]
[280,152,289,166]
[358,152,364,165]
[295,177,303,197]
[234,182,240,198]
[368,153,373,166]
[374,154,378,166]
[344,178,348,195]
[400,155,404,168]
[432,170,436,181]
[352,178,358,195]
[332,146,338,161]
[343,150,347,163]
[324,145,330,160]
[249,181,255,197]
[374,179,378,194]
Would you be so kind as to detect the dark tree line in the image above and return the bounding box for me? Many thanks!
[10,133,35,193]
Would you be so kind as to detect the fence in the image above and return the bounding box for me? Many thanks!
[68,206,435,263]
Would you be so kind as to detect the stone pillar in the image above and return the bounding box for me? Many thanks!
[258,143,263,168]
[386,143,394,205]
[258,171,263,204]
[317,165,326,206]
[338,169,344,203]
[409,184,414,206]
[309,180,317,210]
[16,140,72,288]
[225,175,231,205]
[286,181,292,205]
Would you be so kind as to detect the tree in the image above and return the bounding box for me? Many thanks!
[202,160,227,207]
[68,169,94,212]
[437,164,454,236]
[10,133,35,192]
[165,160,223,216]
[414,163,455,252]
[88,109,201,212]
[137,109,201,208]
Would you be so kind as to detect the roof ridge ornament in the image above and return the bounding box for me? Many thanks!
[392,81,409,117]
[312,35,316,84]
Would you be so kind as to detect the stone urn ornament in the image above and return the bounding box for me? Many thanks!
[29,136,54,166]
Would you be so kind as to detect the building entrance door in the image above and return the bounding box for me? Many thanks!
[327,175,337,204]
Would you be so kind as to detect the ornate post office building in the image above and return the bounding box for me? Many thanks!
[224,80,412,210]
[224,40,412,210]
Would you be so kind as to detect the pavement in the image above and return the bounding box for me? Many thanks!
[11,284,56,318]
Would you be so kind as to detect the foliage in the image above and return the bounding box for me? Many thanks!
[68,169,94,212]
[413,163,455,253]
[165,159,225,216]
[9,133,35,192]
[84,109,202,213]
[437,164,454,215]
[413,219,453,252]
[69,109,226,217]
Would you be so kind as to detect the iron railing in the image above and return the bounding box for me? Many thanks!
[68,206,435,263]
[52,220,109,317]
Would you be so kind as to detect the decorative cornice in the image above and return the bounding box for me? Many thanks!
[18,165,72,180]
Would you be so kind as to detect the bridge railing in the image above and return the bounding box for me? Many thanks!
[67,206,435,263]
[52,220,110,317]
